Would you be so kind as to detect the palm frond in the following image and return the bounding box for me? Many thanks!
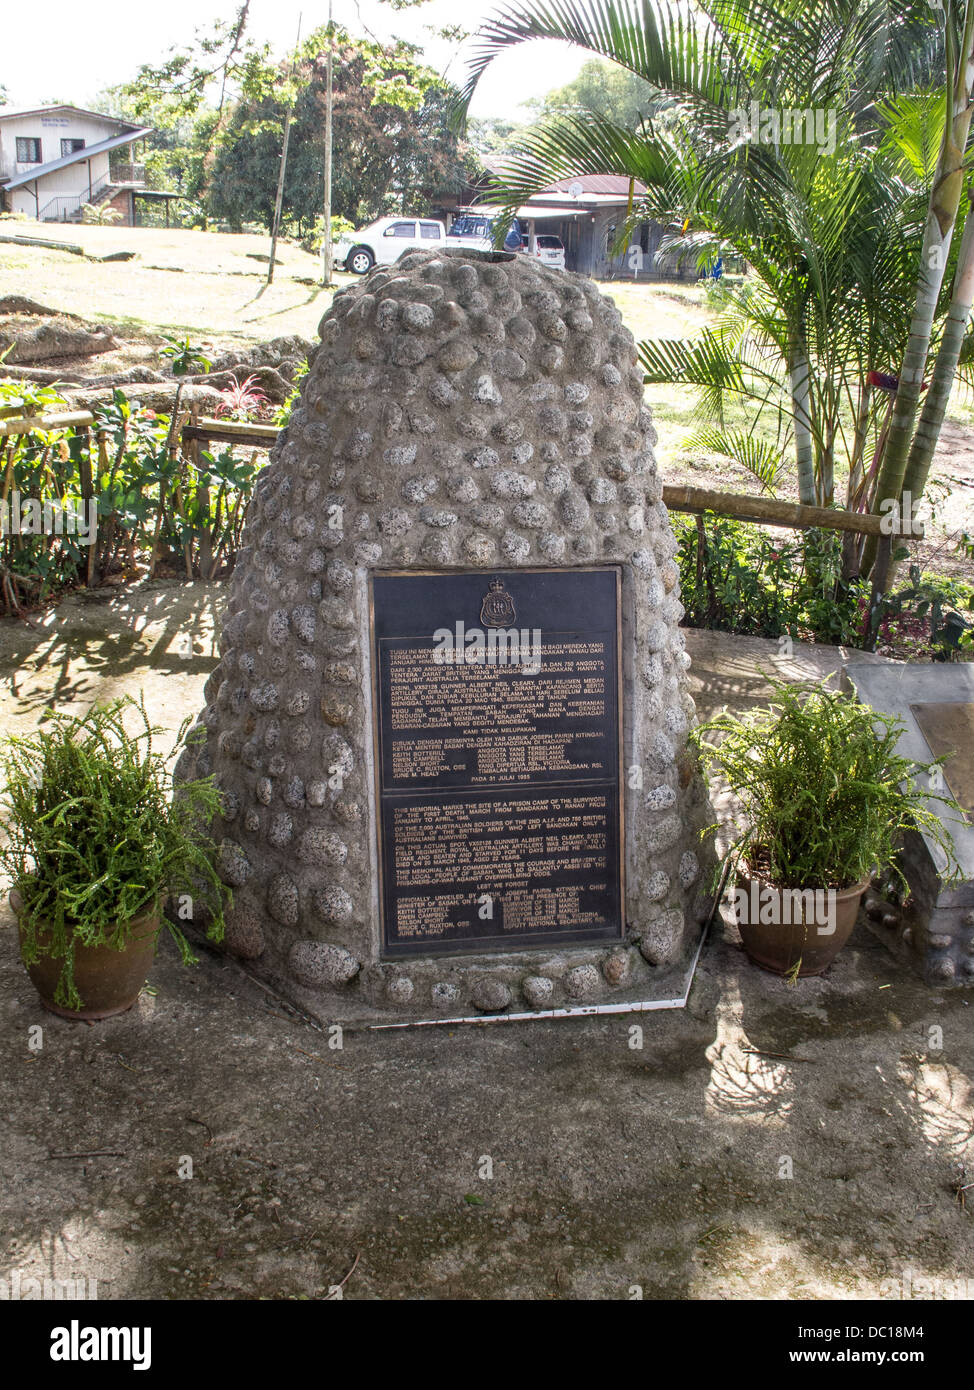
[637,333,748,391]
[682,424,789,492]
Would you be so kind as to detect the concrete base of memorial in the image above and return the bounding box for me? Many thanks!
[225,914,714,1030]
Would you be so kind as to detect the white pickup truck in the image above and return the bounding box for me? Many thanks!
[445,212,565,268]
[335,210,564,274]
[335,216,447,274]
[446,211,525,254]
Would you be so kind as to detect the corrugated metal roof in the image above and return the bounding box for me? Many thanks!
[0,103,140,129]
[468,202,584,220]
[482,160,647,202]
[544,173,648,196]
[3,127,153,191]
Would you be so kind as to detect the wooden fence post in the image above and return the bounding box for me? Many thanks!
[78,424,95,589]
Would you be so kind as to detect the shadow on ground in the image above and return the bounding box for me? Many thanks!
[0,585,970,1299]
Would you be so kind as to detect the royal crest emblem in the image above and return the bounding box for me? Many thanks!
[480,577,516,627]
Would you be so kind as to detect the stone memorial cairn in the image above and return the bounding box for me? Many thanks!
[175,249,715,1021]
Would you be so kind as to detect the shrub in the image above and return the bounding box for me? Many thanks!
[0,696,228,1011]
[0,384,261,607]
[690,679,963,892]
[673,513,866,645]
[81,202,123,225]
[866,565,973,660]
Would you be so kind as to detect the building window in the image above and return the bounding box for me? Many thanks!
[16,137,42,163]
[61,138,86,156]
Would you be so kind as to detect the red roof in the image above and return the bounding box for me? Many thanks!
[543,174,647,196]
[482,161,646,198]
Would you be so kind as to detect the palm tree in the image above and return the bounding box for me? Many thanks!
[867,0,974,558]
[629,107,934,521]
[456,0,969,580]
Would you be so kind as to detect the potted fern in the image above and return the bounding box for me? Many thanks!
[1,696,227,1018]
[690,679,961,977]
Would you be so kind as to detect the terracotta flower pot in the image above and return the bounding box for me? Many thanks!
[12,887,162,1020]
[733,873,870,977]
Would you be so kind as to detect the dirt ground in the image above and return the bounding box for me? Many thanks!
[0,583,971,1300]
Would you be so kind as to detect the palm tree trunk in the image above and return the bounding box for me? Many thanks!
[845,384,871,508]
[789,346,817,505]
[865,1,974,576]
[900,193,974,510]
[842,383,872,577]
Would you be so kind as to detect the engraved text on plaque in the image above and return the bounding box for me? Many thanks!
[370,568,624,956]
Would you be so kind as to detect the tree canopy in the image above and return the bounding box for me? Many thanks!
[528,58,659,129]
[98,20,472,235]
[457,0,972,593]
[206,29,471,235]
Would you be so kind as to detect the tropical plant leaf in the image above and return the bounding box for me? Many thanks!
[682,425,789,492]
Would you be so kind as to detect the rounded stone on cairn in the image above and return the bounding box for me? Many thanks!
[289,940,360,989]
[639,910,685,966]
[564,963,601,999]
[432,981,461,1009]
[602,950,632,987]
[386,975,414,1004]
[521,976,554,1009]
[471,977,513,1013]
[175,247,711,1017]
[223,898,266,959]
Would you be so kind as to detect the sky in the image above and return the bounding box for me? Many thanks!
[1,0,587,118]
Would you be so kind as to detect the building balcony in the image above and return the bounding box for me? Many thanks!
[109,162,146,185]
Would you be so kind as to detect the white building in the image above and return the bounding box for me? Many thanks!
[0,104,153,224]
[439,168,699,280]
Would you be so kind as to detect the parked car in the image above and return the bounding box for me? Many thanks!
[335,216,446,274]
[521,234,566,270]
[446,211,525,253]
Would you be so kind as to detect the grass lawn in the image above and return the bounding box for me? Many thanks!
[1,225,719,352]
[0,222,344,350]
[0,226,729,467]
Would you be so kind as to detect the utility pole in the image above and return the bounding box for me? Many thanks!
[266,13,302,289]
[321,0,334,286]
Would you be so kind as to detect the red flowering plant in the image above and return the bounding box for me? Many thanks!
[214,374,268,422]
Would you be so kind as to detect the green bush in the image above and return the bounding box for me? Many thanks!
[866,565,973,660]
[0,383,260,606]
[0,696,228,1011]
[690,679,963,892]
[673,513,866,645]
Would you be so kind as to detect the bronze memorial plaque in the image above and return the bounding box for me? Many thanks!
[370,567,624,957]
